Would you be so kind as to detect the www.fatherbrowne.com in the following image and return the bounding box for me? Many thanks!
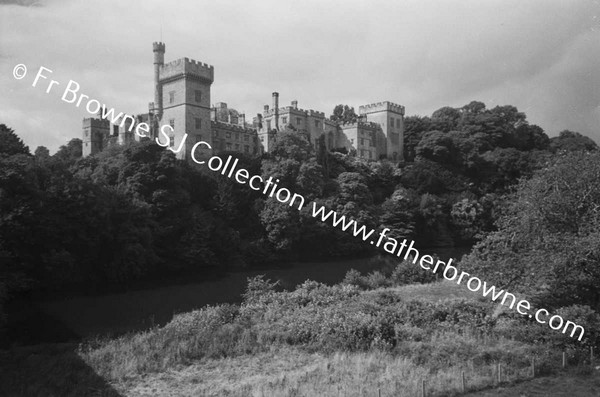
[20,64,584,342]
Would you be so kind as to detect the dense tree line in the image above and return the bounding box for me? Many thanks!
[0,101,597,335]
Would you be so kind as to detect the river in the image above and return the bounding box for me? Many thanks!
[7,247,470,345]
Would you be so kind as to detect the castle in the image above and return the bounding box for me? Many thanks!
[82,42,405,162]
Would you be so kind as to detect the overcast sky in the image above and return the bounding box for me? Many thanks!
[1,0,599,153]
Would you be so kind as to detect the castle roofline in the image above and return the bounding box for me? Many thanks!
[359,101,405,115]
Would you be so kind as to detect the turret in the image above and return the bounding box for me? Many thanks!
[272,92,279,130]
[153,42,165,121]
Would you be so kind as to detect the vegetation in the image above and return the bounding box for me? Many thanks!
[66,274,600,395]
[1,98,600,394]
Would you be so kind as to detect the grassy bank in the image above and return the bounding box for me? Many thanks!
[2,262,597,396]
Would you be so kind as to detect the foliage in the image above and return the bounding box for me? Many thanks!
[0,124,29,156]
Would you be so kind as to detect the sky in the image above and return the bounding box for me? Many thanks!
[1,0,599,153]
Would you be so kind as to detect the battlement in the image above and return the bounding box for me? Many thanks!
[159,57,214,83]
[267,106,325,118]
[359,101,405,115]
[153,42,165,52]
[307,109,325,118]
[340,120,381,130]
[83,117,109,128]
[211,120,256,133]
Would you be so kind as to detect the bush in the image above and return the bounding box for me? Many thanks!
[242,275,280,305]
[364,271,390,289]
[494,304,600,354]
[342,269,367,289]
[390,256,438,285]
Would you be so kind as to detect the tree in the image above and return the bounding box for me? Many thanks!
[54,138,82,161]
[0,124,29,156]
[550,130,598,153]
[34,146,50,161]
[330,104,358,124]
[463,151,600,310]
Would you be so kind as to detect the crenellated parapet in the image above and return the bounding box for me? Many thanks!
[359,101,405,115]
[211,120,257,134]
[159,57,214,83]
[265,106,325,118]
[340,120,381,130]
[82,117,110,128]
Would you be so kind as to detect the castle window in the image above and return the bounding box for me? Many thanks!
[351,138,354,145]
[169,91,175,104]
[213,130,219,138]
[266,121,271,130]
[244,134,249,142]
[235,144,240,151]
[390,118,394,127]
[169,136,175,147]
[368,151,372,159]
[195,90,202,103]
[244,145,250,153]
[282,117,287,124]
[226,131,231,139]
[260,136,264,142]
[169,119,175,129]
[235,132,239,141]
[360,138,364,145]
[296,117,301,125]
[315,120,320,128]
[195,118,201,129]
[226,143,232,150]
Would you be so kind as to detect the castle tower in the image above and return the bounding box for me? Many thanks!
[359,101,405,161]
[157,49,214,161]
[82,117,110,157]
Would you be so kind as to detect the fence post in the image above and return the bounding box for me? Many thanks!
[531,357,535,378]
[591,347,594,366]
[378,388,381,397]
[421,379,425,397]
[562,351,566,368]
[461,371,466,392]
[496,363,501,384]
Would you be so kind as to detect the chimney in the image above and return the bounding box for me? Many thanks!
[291,100,298,109]
[272,92,279,130]
[213,107,218,121]
[240,113,246,126]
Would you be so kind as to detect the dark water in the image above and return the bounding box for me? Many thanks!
[7,247,470,344]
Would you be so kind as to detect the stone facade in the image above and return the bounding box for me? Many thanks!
[83,42,405,162]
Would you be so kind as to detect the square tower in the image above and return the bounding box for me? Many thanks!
[158,54,214,161]
[82,117,110,157]
[359,101,405,161]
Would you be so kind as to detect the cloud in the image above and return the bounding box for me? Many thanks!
[0,0,598,153]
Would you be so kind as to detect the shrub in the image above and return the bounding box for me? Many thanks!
[242,275,280,305]
[342,269,366,289]
[364,271,390,289]
[390,256,438,285]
